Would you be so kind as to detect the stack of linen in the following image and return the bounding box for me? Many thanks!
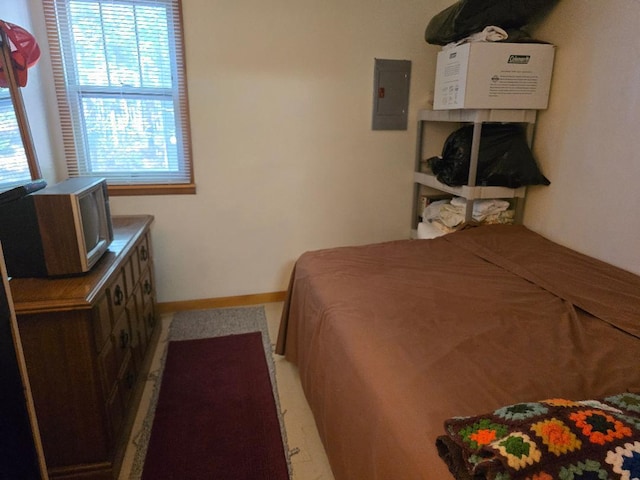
[417,197,514,238]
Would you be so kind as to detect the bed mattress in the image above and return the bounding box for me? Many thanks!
[276,225,640,480]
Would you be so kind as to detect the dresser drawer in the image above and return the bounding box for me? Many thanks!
[140,268,154,308]
[118,350,137,412]
[105,349,135,442]
[112,309,132,373]
[105,383,124,444]
[123,255,136,299]
[92,294,112,350]
[98,334,119,399]
[138,233,152,274]
[107,269,127,322]
[143,300,157,344]
[128,288,146,367]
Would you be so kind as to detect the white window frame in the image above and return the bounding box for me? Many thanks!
[43,0,194,196]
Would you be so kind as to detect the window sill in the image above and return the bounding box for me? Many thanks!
[108,183,196,196]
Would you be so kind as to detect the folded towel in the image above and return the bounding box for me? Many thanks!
[443,26,509,50]
[439,203,466,228]
[417,221,448,239]
[424,197,514,227]
[473,199,510,214]
[450,197,467,208]
[422,199,451,222]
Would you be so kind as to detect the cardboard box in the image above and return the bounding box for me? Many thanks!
[433,43,555,110]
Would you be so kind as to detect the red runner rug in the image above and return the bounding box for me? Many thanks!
[141,332,289,479]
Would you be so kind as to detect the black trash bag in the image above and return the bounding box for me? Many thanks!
[425,0,558,46]
[427,124,550,188]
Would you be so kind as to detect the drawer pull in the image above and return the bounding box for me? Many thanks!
[144,279,152,295]
[140,245,148,261]
[120,330,130,349]
[113,285,124,306]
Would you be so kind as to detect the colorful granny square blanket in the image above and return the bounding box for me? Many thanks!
[436,393,640,480]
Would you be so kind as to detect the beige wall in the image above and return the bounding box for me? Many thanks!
[117,0,452,303]
[10,0,640,303]
[525,1,640,275]
[17,0,450,302]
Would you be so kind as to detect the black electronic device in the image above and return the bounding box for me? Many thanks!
[0,177,113,278]
[0,179,47,205]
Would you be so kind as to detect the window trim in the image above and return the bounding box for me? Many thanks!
[110,182,195,196]
[42,0,195,196]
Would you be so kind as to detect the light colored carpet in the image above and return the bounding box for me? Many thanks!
[128,306,291,479]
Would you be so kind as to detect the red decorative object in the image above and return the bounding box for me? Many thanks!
[0,20,41,88]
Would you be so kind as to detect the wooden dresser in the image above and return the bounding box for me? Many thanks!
[9,215,159,480]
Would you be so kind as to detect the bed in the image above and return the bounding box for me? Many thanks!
[275,224,640,480]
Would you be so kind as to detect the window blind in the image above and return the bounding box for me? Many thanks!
[43,0,193,190]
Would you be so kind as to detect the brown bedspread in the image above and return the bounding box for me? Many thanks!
[275,225,640,480]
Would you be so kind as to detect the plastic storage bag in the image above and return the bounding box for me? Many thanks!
[424,0,557,46]
[427,124,550,188]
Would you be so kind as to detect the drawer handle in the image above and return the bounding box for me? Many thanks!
[140,245,148,261]
[144,279,152,295]
[120,330,130,349]
[113,285,124,306]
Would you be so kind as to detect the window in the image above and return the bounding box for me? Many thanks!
[43,0,194,195]
[0,88,32,192]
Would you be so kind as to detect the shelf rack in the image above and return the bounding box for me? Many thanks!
[411,108,537,237]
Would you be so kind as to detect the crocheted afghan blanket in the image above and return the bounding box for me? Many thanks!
[436,393,640,480]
